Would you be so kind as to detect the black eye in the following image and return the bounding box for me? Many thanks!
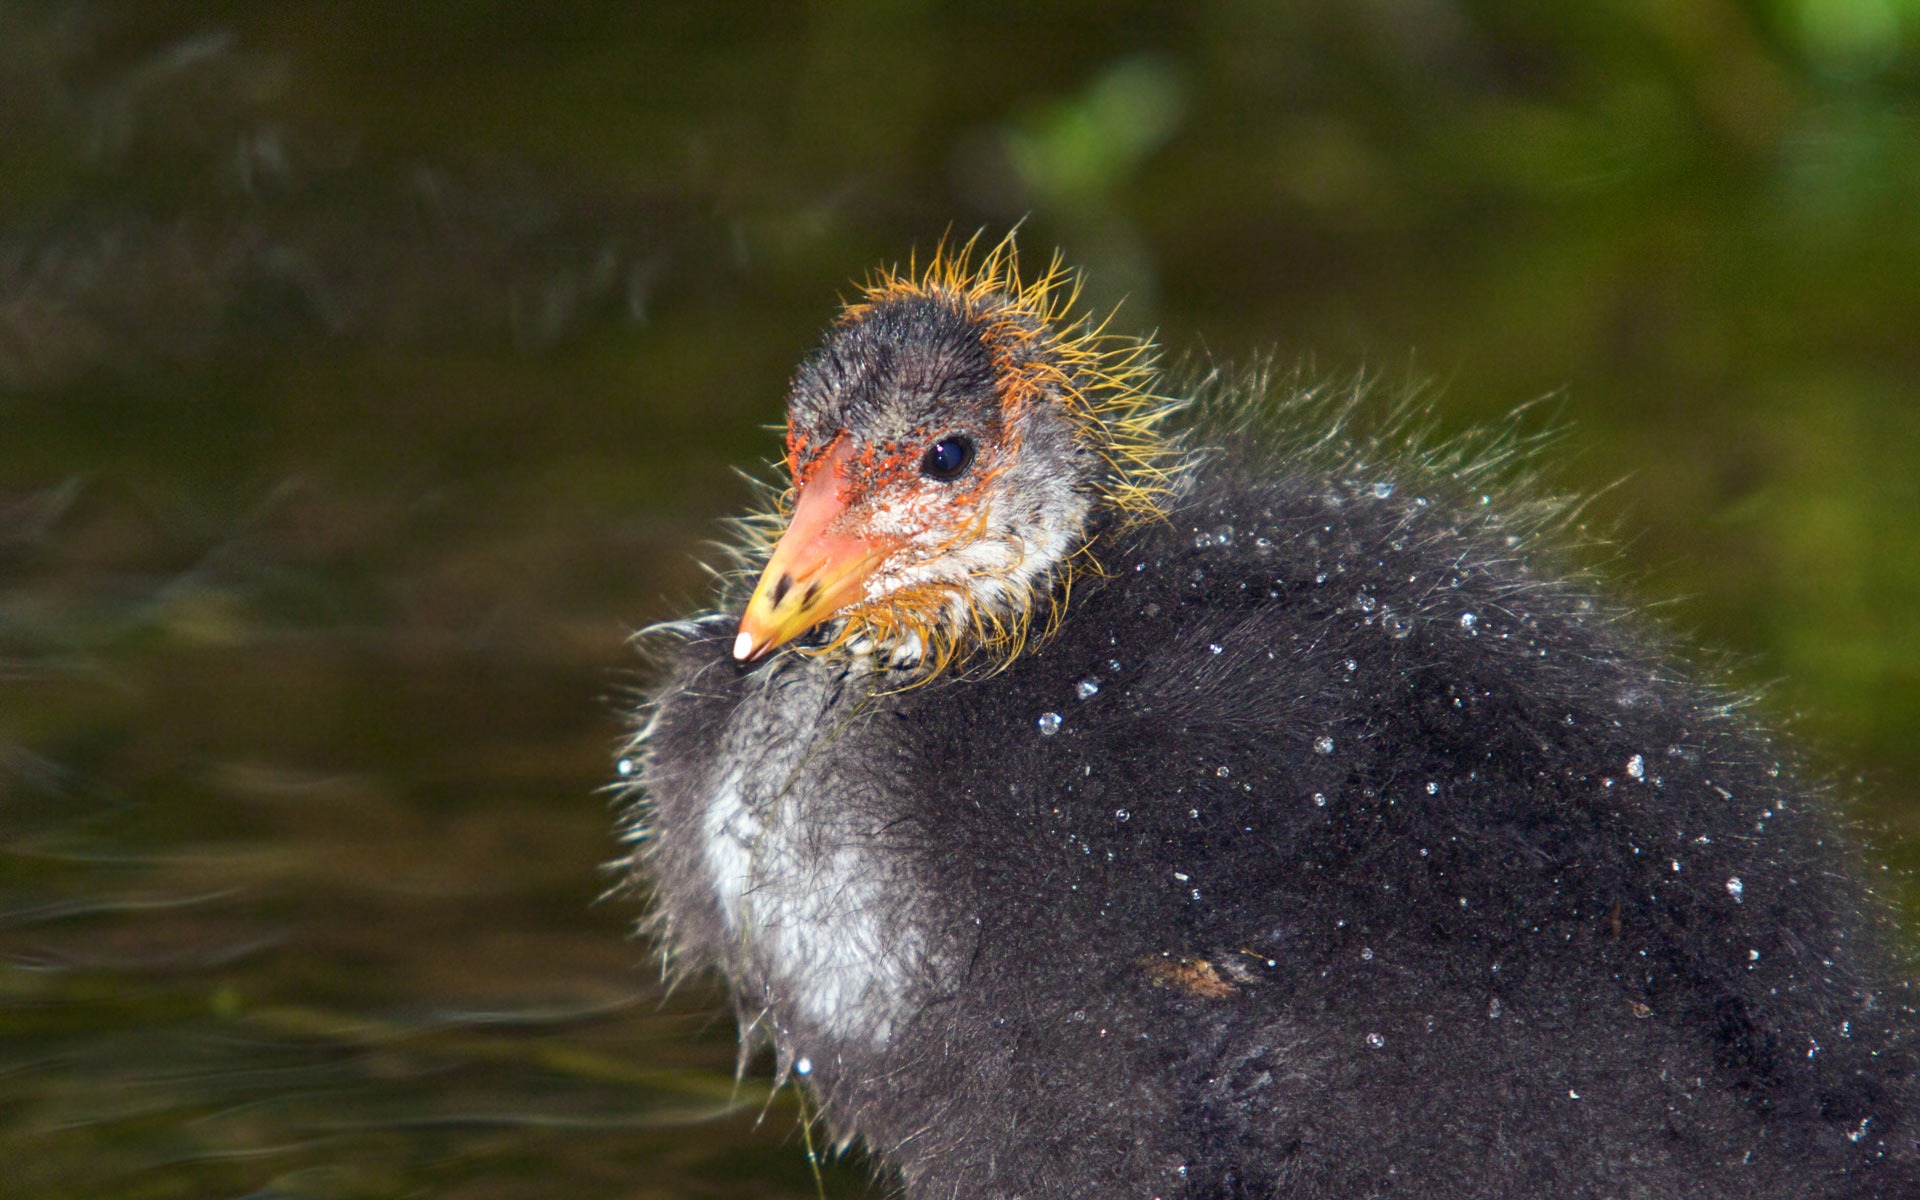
[920,434,975,481]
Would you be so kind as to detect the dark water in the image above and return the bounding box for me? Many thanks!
[2,4,1916,1196]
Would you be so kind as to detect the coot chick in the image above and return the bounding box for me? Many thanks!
[624,240,1917,1199]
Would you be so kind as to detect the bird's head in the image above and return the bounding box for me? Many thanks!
[731,239,1178,674]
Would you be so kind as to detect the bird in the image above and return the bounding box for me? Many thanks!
[621,237,1919,1199]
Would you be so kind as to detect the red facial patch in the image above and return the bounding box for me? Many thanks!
[788,430,845,491]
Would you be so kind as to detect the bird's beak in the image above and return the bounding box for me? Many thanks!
[734,441,896,661]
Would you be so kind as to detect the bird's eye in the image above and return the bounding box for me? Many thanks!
[919,435,975,481]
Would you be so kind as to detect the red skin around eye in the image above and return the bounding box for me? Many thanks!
[790,426,943,496]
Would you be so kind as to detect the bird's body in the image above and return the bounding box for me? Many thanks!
[627,243,1918,1198]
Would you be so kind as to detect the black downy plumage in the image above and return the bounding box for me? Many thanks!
[623,240,1918,1199]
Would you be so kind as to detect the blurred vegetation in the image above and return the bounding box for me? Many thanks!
[1,1,1916,1196]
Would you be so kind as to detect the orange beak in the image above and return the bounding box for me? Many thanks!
[733,440,897,661]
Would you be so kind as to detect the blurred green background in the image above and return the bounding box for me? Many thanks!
[1,2,1916,1197]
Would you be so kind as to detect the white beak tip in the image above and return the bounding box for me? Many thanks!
[731,630,757,661]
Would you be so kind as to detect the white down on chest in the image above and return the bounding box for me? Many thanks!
[698,660,921,1046]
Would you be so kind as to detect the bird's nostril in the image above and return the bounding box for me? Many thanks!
[771,574,793,608]
[802,581,822,609]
